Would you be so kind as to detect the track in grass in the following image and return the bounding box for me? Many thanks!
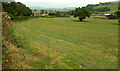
[14,17,118,69]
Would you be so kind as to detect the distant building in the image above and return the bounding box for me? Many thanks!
[104,13,111,16]
[41,14,48,16]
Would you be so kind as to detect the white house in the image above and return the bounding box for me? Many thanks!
[104,13,111,16]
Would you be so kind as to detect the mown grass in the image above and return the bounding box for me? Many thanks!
[14,17,118,69]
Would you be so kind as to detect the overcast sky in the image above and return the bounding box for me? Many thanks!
[15,0,117,8]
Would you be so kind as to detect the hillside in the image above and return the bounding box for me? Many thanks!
[30,7,75,11]
[87,1,118,13]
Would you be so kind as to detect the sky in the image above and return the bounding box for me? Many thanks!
[15,0,117,8]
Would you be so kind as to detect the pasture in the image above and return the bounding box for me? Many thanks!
[14,17,118,69]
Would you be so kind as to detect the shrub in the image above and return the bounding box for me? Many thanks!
[115,11,120,18]
[106,14,117,19]
[2,12,30,49]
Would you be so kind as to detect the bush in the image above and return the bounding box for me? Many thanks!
[2,13,30,49]
[8,14,30,20]
[106,14,117,19]
[115,11,120,18]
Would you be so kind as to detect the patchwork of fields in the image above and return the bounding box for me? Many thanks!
[14,17,118,69]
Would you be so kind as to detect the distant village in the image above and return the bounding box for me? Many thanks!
[32,9,114,18]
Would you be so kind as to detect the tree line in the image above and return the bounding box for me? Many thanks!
[87,5,110,12]
[86,2,112,13]
[2,1,90,21]
[87,2,111,7]
[2,2,32,20]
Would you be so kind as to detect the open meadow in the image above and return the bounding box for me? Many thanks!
[13,17,118,69]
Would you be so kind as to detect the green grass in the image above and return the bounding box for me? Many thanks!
[14,17,118,69]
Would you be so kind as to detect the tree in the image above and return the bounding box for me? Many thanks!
[34,9,37,11]
[40,11,44,14]
[67,10,74,15]
[106,11,120,19]
[115,11,120,18]
[115,11,120,23]
[94,7,110,12]
[119,1,120,10]
[87,4,94,11]
[106,14,117,19]
[45,11,48,14]
[74,7,90,21]
[2,2,32,17]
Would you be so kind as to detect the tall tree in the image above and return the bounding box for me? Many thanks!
[115,11,120,23]
[2,2,32,16]
[74,7,90,21]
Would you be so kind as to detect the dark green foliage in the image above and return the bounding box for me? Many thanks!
[99,2,111,5]
[87,5,110,12]
[106,14,117,19]
[40,11,44,14]
[34,9,37,11]
[49,12,58,16]
[40,10,48,14]
[106,11,120,19]
[118,1,120,10]
[67,10,74,15]
[8,13,30,20]
[115,11,120,18]
[87,2,111,7]
[94,7,110,12]
[115,11,120,23]
[2,2,32,20]
[49,11,69,17]
[86,4,94,11]
[45,11,48,14]
[74,7,90,21]
[86,2,111,13]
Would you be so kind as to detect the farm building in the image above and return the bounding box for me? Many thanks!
[104,13,111,16]
[41,14,49,16]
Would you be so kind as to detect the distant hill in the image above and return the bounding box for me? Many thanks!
[30,7,75,11]
[87,1,118,13]
[1,0,15,2]
[30,1,118,13]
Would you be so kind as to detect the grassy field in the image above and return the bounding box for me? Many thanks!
[13,17,118,69]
